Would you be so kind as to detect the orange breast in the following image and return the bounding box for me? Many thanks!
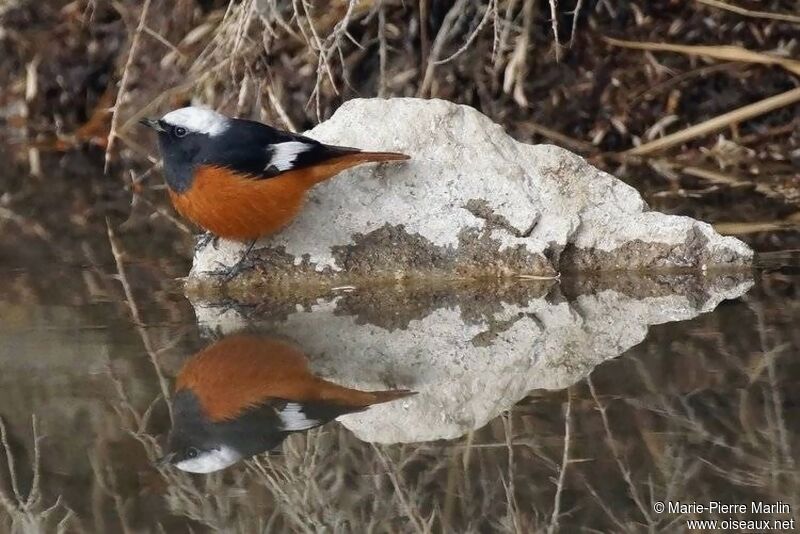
[176,335,399,422]
[168,166,311,241]
[167,152,408,241]
[177,335,317,421]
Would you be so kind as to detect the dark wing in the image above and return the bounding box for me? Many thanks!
[205,118,357,179]
[210,398,367,460]
[271,399,368,432]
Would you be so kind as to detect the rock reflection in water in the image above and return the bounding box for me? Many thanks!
[162,335,414,473]
[193,273,752,444]
[0,265,778,531]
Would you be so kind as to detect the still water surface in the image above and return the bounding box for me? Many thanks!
[0,251,798,532]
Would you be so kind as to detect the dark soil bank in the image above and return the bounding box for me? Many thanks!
[1,0,798,274]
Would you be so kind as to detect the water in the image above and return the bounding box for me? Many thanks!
[1,250,799,532]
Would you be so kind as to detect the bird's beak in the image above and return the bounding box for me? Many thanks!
[155,452,176,467]
[139,117,166,132]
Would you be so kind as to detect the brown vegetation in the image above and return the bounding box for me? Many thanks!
[1,0,799,266]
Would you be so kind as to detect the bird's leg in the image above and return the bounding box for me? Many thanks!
[222,238,258,281]
[195,231,220,252]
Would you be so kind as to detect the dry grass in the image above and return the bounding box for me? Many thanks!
[2,0,799,253]
[0,417,76,533]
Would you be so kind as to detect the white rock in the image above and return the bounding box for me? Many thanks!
[190,98,751,286]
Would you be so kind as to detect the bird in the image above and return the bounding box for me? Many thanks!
[158,334,415,473]
[140,106,409,271]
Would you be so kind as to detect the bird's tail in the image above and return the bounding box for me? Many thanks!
[340,387,416,410]
[297,148,410,186]
[348,150,411,163]
[314,378,416,409]
[362,388,417,406]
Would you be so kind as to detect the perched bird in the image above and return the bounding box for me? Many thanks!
[140,106,409,248]
[159,334,414,473]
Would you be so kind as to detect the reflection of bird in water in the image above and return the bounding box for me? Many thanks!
[159,334,414,473]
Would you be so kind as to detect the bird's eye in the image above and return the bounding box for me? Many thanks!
[174,126,188,138]
[186,447,199,459]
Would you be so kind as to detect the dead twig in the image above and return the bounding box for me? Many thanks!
[524,121,596,153]
[547,0,561,61]
[714,218,800,235]
[0,417,75,533]
[105,0,153,173]
[373,447,431,533]
[432,0,495,66]
[695,0,800,25]
[418,0,468,97]
[547,390,572,534]
[106,220,173,421]
[502,0,534,106]
[588,376,654,527]
[569,0,584,47]
[378,1,387,97]
[604,37,800,77]
[625,87,800,156]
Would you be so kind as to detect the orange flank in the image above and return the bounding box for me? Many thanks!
[176,334,414,422]
[169,151,409,242]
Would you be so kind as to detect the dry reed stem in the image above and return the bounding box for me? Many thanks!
[419,0,430,67]
[625,86,800,156]
[569,0,583,47]
[266,83,297,132]
[432,0,495,65]
[0,419,23,505]
[89,453,132,534]
[604,37,800,76]
[696,0,800,24]
[500,412,523,532]
[142,26,184,59]
[502,0,534,106]
[378,1,387,97]
[547,390,572,534]
[747,297,794,470]
[547,0,561,61]
[673,164,794,204]
[104,0,152,173]
[526,121,596,153]
[588,376,654,528]
[0,417,74,533]
[295,0,339,117]
[373,446,430,533]
[580,476,630,531]
[418,0,469,96]
[105,220,174,421]
[0,207,52,241]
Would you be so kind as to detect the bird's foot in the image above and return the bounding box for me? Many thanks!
[195,232,220,252]
[209,258,250,281]
[222,257,248,281]
[210,239,258,281]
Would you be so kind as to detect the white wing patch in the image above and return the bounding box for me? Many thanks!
[278,402,320,431]
[161,106,229,137]
[267,141,312,171]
